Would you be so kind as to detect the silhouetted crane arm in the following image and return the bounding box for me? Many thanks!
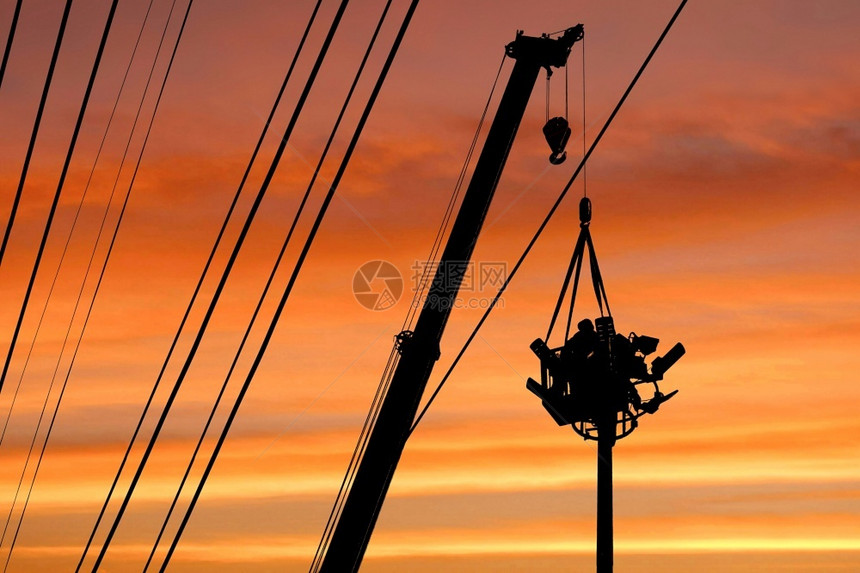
[317,25,583,573]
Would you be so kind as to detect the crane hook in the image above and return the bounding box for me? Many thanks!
[543,116,571,165]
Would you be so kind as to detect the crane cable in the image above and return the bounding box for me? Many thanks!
[87,2,352,569]
[141,0,394,569]
[410,0,689,435]
[310,343,398,572]
[581,32,587,198]
[404,53,506,331]
[0,0,73,379]
[74,1,325,570]
[159,2,422,569]
[0,0,22,90]
[0,0,120,561]
[312,50,508,572]
[544,47,569,123]
[0,0,157,449]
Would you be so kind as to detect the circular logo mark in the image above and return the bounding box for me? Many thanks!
[352,260,403,311]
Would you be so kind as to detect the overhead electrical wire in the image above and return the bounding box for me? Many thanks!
[2,0,89,397]
[66,1,204,568]
[0,2,160,568]
[0,0,158,448]
[409,0,689,434]
[0,1,120,561]
[142,0,395,568]
[160,1,422,568]
[0,0,73,369]
[74,1,325,570]
[87,1,352,569]
[0,0,120,435]
[0,0,22,90]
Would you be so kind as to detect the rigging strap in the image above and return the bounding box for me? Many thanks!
[544,197,611,344]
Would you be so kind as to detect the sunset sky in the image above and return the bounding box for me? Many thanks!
[1,0,859,571]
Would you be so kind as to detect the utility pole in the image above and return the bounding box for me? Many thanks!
[318,25,583,573]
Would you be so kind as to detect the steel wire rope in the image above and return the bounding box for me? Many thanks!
[312,51,507,572]
[581,32,587,199]
[559,36,590,344]
[539,33,589,346]
[0,0,73,372]
[409,0,689,435]
[141,1,394,568]
[0,0,22,90]
[310,343,398,572]
[88,2,351,569]
[312,326,407,571]
[158,2,421,568]
[403,54,506,331]
[565,49,569,120]
[0,1,120,560]
[74,1,324,569]
[0,0,156,449]
[67,0,193,568]
[311,357,398,573]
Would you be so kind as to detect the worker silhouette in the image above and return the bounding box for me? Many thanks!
[560,319,599,416]
[562,319,595,383]
[560,318,644,417]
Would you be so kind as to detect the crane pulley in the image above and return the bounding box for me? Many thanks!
[541,35,576,165]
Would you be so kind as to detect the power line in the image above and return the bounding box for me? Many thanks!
[54,0,193,568]
[0,0,122,453]
[410,0,689,434]
[88,1,351,569]
[160,2,422,568]
[74,1,325,569]
[0,0,158,448]
[142,3,397,567]
[0,0,160,567]
[0,0,22,90]
[0,0,120,544]
[0,0,73,363]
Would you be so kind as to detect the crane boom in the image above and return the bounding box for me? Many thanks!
[318,25,583,572]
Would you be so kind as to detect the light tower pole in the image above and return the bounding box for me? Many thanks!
[597,412,614,572]
[526,198,686,572]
